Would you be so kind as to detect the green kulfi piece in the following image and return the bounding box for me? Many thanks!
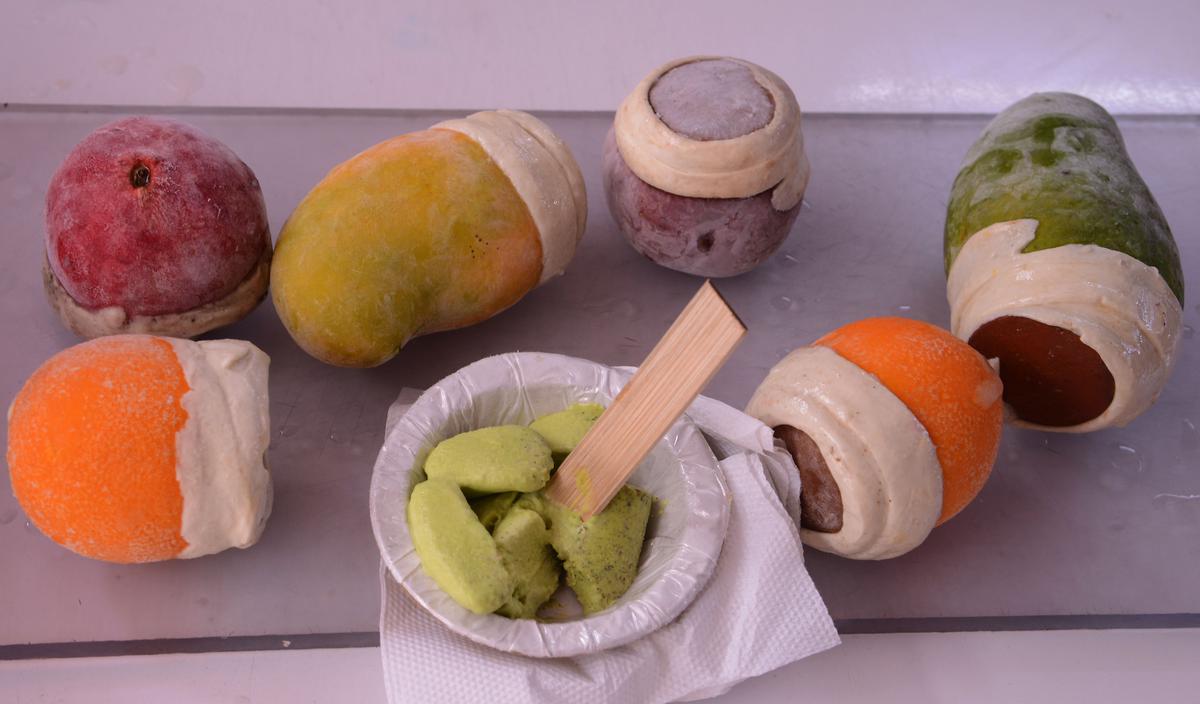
[424,425,553,494]
[470,491,520,532]
[529,403,605,457]
[492,507,563,619]
[539,485,654,615]
[944,92,1183,303]
[407,478,513,614]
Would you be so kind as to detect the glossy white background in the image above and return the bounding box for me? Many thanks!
[2,0,1198,114]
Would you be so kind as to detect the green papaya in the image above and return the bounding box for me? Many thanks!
[944,93,1183,433]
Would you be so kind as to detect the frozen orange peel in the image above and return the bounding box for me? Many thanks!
[746,317,1003,559]
[6,335,272,563]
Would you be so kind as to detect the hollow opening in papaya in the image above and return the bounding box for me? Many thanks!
[968,315,1115,427]
[773,425,843,533]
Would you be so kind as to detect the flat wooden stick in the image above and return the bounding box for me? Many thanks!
[545,281,746,519]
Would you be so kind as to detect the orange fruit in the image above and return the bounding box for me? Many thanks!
[7,335,272,563]
[816,317,1003,524]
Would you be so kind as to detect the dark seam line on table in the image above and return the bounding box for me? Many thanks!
[0,632,380,661]
[834,613,1200,634]
[3,614,1200,661]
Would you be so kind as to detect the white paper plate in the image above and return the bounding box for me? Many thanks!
[369,351,730,658]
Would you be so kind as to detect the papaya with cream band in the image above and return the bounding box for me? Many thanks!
[6,335,272,563]
[945,92,1183,432]
[271,110,587,368]
[746,318,1004,560]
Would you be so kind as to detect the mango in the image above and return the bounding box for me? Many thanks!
[271,111,586,367]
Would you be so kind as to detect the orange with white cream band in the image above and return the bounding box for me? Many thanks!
[747,317,1004,560]
[7,335,272,563]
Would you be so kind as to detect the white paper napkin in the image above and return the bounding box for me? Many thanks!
[379,387,839,703]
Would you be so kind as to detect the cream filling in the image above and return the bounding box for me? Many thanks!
[43,246,271,340]
[613,55,809,211]
[167,338,273,559]
[745,346,942,560]
[948,219,1183,432]
[432,110,587,284]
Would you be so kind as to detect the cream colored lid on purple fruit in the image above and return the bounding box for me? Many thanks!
[614,56,809,211]
[433,110,587,285]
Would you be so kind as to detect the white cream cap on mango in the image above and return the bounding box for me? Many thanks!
[166,338,273,558]
[948,219,1182,432]
[613,55,809,211]
[432,110,587,284]
[746,346,943,560]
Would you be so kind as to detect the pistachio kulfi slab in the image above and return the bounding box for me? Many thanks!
[535,485,654,614]
[944,92,1184,432]
[407,478,512,614]
[410,417,655,618]
[470,491,519,532]
[529,402,604,458]
[492,507,563,619]
[424,425,553,494]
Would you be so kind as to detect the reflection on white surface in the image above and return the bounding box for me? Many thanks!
[2,0,1198,113]
[3,629,1199,703]
[840,78,1200,114]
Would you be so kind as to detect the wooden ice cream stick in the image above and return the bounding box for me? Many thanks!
[545,280,747,519]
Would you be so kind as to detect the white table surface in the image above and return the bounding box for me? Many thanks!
[5,629,1199,703]
[1,105,1198,700]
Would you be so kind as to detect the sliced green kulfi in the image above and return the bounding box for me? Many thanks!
[407,478,513,614]
[492,507,563,619]
[424,425,553,494]
[470,491,519,532]
[944,92,1183,432]
[539,485,653,614]
[530,403,605,458]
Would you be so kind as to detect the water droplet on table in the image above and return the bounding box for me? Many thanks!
[1109,443,1143,473]
[614,299,639,319]
[771,295,798,312]
[1152,492,1200,511]
[1183,325,1195,340]
[584,297,639,319]
[897,305,912,312]
[1182,418,1198,453]
[1098,468,1133,492]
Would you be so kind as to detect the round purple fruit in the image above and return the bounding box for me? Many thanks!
[604,57,809,277]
